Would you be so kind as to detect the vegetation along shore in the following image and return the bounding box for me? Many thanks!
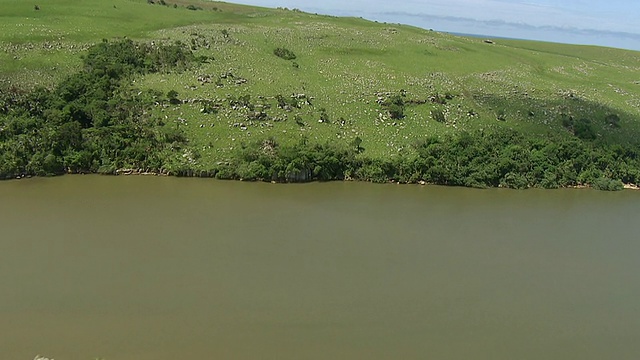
[2,0,640,190]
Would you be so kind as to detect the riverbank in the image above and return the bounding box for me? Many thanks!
[10,169,636,192]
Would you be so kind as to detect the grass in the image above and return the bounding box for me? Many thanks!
[2,0,640,170]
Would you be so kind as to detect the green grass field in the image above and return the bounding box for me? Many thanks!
[2,0,640,170]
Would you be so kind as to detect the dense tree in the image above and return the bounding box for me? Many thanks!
[0,39,197,179]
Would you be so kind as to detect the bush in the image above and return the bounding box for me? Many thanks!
[351,136,363,153]
[496,109,507,121]
[167,90,180,105]
[319,108,330,123]
[562,115,596,140]
[430,109,446,123]
[574,118,596,140]
[383,94,405,119]
[592,177,624,191]
[42,154,63,175]
[273,47,297,60]
[275,94,299,109]
[605,114,621,128]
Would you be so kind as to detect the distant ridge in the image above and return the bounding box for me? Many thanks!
[447,32,526,41]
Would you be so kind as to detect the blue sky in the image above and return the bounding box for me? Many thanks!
[230,0,640,50]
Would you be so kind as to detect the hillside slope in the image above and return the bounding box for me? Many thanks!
[2,0,640,188]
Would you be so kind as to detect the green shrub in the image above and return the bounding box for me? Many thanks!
[273,47,297,60]
[167,90,180,104]
[591,177,624,191]
[319,108,330,123]
[496,109,507,121]
[562,115,596,140]
[382,94,405,119]
[605,114,621,128]
[430,109,446,123]
[574,118,596,140]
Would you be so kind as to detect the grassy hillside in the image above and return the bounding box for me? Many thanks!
[2,0,640,187]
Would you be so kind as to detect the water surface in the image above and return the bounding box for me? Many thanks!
[1,176,639,359]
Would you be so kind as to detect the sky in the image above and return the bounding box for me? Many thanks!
[229,0,640,51]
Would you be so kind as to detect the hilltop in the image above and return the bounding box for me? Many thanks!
[1,0,640,189]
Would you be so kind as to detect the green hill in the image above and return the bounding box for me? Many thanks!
[2,0,640,189]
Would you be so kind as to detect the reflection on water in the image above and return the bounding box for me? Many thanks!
[1,176,639,360]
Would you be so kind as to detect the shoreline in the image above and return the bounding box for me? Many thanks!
[5,170,639,191]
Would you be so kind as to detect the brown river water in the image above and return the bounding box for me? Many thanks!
[1,175,639,360]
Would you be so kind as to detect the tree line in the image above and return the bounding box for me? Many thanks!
[212,130,638,191]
